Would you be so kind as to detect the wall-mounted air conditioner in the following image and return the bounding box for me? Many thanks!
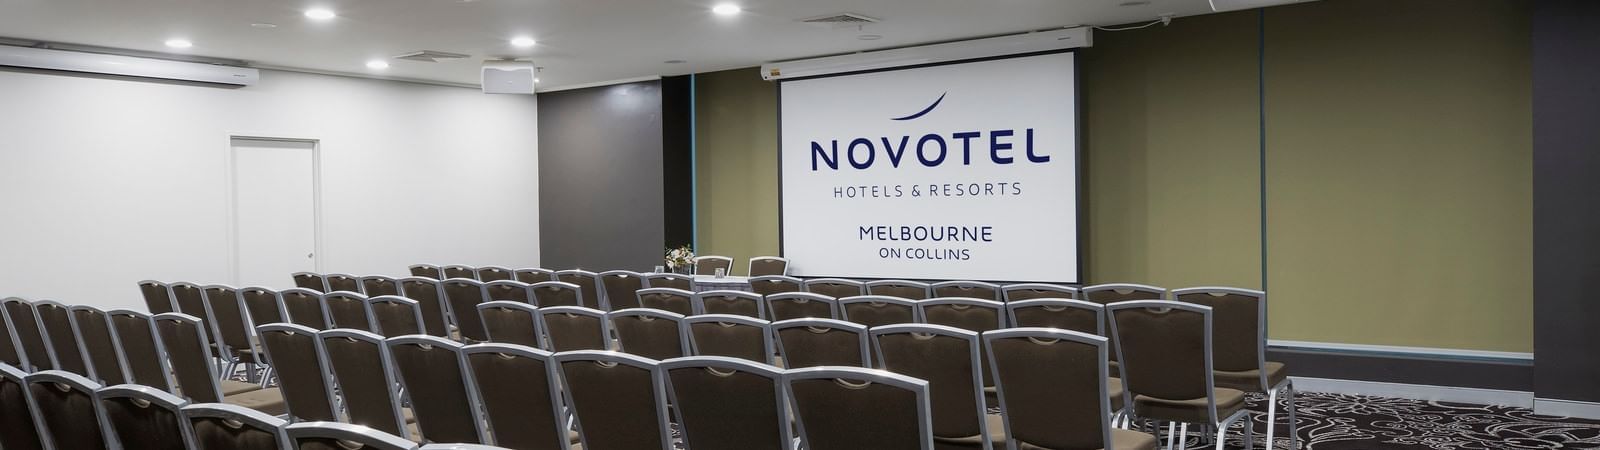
[759,27,1091,81]
[0,44,259,86]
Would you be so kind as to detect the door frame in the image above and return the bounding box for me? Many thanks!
[224,133,325,286]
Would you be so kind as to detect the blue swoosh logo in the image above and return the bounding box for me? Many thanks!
[890,92,946,121]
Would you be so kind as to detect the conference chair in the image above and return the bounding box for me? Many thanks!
[182,403,290,450]
[107,309,175,391]
[985,328,1156,450]
[257,324,339,422]
[554,270,605,310]
[442,278,492,342]
[746,256,789,277]
[530,281,584,308]
[642,273,693,291]
[324,291,375,332]
[635,288,697,316]
[98,384,193,450]
[484,280,536,304]
[1082,283,1168,303]
[281,288,335,330]
[1000,283,1079,301]
[240,287,289,329]
[599,270,647,310]
[476,301,545,349]
[872,324,996,450]
[764,292,840,321]
[319,329,409,439]
[202,285,266,381]
[462,343,574,450]
[695,290,765,319]
[683,315,775,365]
[554,351,673,450]
[26,370,110,449]
[1107,301,1252,450]
[0,363,46,450]
[33,300,87,375]
[409,264,444,280]
[609,308,689,361]
[919,298,1006,393]
[660,356,792,450]
[693,255,734,276]
[286,422,419,450]
[152,313,285,414]
[748,275,803,296]
[838,295,920,328]
[476,266,515,282]
[367,296,427,337]
[932,281,1002,302]
[772,318,870,368]
[867,280,933,300]
[326,274,364,294]
[1005,299,1105,335]
[171,282,210,323]
[420,445,512,450]
[3,297,55,371]
[293,272,329,291]
[803,278,866,299]
[538,306,610,352]
[1172,287,1297,450]
[361,276,403,297]
[139,280,179,314]
[513,267,557,284]
[398,277,453,337]
[387,335,488,445]
[67,305,129,385]
[0,303,27,369]
[442,265,477,281]
[785,366,933,450]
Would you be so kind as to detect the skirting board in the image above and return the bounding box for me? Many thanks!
[1291,376,1534,408]
[1534,398,1600,420]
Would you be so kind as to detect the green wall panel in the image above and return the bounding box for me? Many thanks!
[692,68,781,274]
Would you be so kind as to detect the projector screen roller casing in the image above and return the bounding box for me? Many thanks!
[778,51,1081,283]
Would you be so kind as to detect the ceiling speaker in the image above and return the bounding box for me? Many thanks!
[482,60,536,94]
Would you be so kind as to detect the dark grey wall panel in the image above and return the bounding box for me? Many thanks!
[1533,0,1600,403]
[538,81,665,271]
[1269,348,1533,392]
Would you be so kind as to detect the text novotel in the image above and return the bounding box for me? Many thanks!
[812,129,1050,171]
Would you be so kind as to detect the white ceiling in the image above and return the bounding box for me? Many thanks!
[0,0,1217,89]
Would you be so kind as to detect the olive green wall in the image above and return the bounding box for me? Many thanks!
[692,0,1533,352]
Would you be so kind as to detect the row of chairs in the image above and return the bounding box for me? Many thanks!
[400,255,790,283]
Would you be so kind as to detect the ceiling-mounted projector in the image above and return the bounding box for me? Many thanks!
[482,60,536,94]
[0,44,258,86]
[1209,0,1317,12]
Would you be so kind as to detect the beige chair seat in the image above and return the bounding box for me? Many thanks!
[933,413,1007,447]
[1132,388,1246,424]
[220,379,262,396]
[1015,429,1157,450]
[225,387,286,415]
[1213,361,1287,393]
[1108,377,1126,410]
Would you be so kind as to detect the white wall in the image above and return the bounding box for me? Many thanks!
[0,67,541,311]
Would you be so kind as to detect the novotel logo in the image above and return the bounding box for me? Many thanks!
[811,92,1051,171]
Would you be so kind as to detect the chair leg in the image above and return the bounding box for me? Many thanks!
[1165,422,1177,450]
[1178,423,1189,449]
[1214,421,1228,450]
[1266,387,1280,448]
[1245,416,1255,450]
[1287,381,1300,450]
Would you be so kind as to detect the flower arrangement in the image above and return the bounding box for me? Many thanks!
[664,245,695,271]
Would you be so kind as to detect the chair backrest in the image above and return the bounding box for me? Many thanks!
[1081,283,1167,304]
[3,298,54,371]
[409,264,444,280]
[785,367,932,450]
[513,268,556,284]
[554,351,672,450]
[1000,283,1078,301]
[746,256,789,277]
[386,336,486,445]
[441,279,491,341]
[917,298,1006,332]
[280,289,334,330]
[257,324,338,422]
[748,275,803,296]
[360,276,402,297]
[483,280,535,304]
[325,274,363,294]
[838,296,919,328]
[764,292,840,321]
[182,403,290,450]
[0,363,45,450]
[293,272,329,291]
[99,384,192,450]
[802,278,865,299]
[538,307,610,352]
[598,270,646,311]
[1172,287,1268,376]
[68,305,128,385]
[683,315,774,365]
[476,301,544,349]
[462,344,570,450]
[931,281,1002,301]
[153,313,225,403]
[771,318,870,368]
[34,300,86,375]
[660,356,791,450]
[323,291,374,332]
[554,270,605,310]
[1107,301,1218,419]
[871,324,989,448]
[866,280,932,300]
[476,266,514,283]
[107,310,174,392]
[26,370,108,449]
[240,287,288,329]
[642,273,692,291]
[1005,299,1104,335]
[441,265,477,281]
[0,303,28,370]
[985,328,1116,450]
[318,330,407,439]
[695,290,765,319]
[285,422,419,450]
[171,282,210,319]
[366,296,426,337]
[397,277,451,338]
[139,280,178,314]
[693,256,734,276]
[201,285,256,356]
[609,309,689,361]
[530,281,583,308]
[635,288,697,316]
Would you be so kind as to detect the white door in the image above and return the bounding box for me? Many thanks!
[232,137,318,288]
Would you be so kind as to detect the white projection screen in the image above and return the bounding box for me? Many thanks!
[779,51,1081,283]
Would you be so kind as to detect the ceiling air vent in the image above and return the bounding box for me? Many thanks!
[800,13,881,27]
[393,50,470,63]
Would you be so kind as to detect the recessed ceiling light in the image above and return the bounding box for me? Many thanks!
[510,36,537,48]
[304,8,337,20]
[858,34,883,41]
[250,22,278,28]
[711,4,741,16]
[366,60,389,70]
[164,39,193,48]
[664,59,687,64]
[534,78,540,83]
